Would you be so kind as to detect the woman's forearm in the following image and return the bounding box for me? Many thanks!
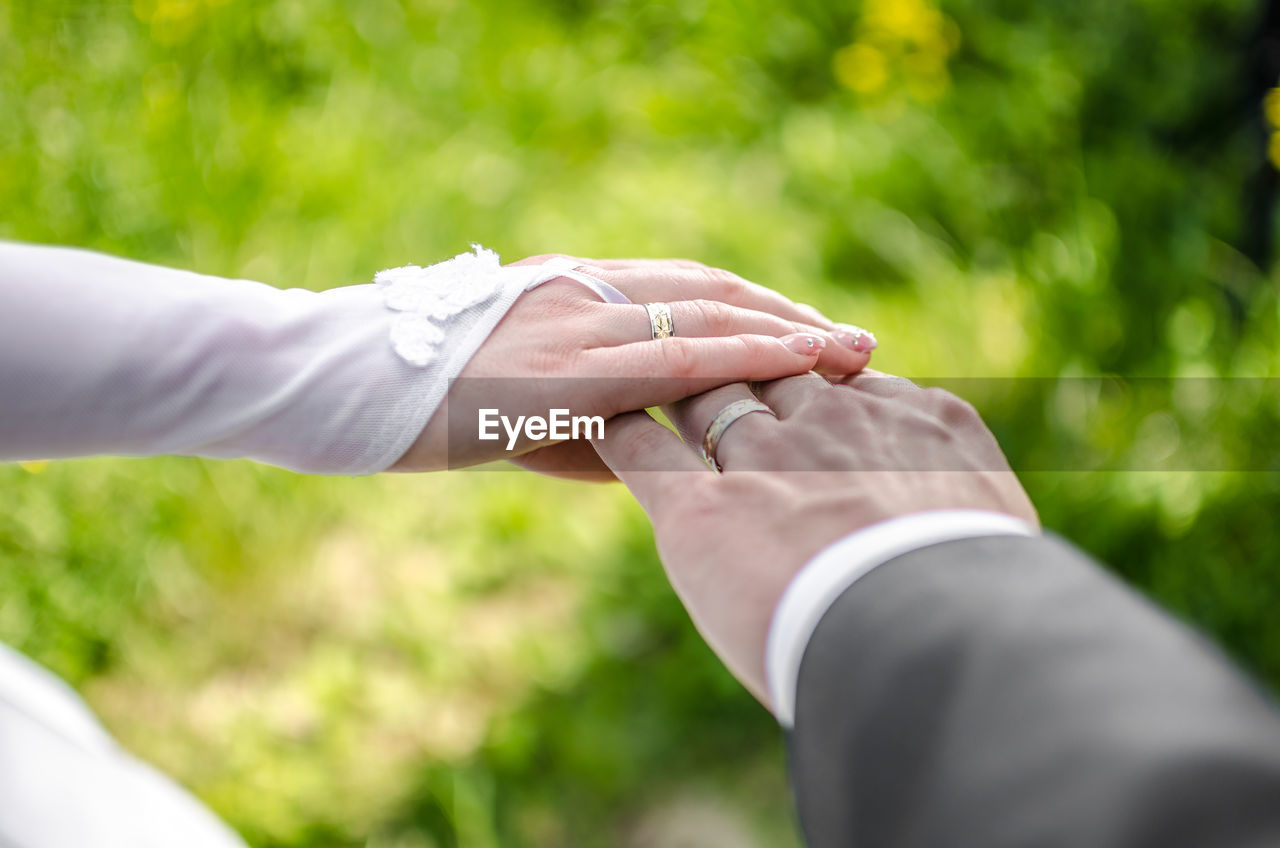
[0,242,435,473]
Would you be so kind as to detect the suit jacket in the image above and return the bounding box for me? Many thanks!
[789,534,1280,848]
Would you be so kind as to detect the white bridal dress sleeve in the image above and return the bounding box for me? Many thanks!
[0,241,625,848]
[0,241,625,473]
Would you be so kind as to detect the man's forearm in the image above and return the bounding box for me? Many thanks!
[790,534,1280,847]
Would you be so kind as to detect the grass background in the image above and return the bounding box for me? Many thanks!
[4,0,1280,845]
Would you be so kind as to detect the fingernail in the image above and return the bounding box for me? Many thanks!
[780,333,826,355]
[835,324,877,353]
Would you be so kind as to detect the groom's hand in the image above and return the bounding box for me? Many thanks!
[592,372,1037,707]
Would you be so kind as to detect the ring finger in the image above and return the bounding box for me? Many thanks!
[664,382,778,472]
[583,265,836,330]
[597,299,870,376]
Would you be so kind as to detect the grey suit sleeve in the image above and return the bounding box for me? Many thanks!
[789,534,1280,848]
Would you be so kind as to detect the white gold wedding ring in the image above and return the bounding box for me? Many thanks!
[701,398,776,473]
[644,302,675,339]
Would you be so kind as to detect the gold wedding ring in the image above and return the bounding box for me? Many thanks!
[701,399,776,473]
[644,302,675,339]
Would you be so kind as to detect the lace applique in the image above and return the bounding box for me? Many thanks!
[375,245,506,367]
[376,245,630,368]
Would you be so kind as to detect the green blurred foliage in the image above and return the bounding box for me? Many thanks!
[3,0,1280,845]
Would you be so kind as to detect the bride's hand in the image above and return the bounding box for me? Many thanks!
[391,256,877,476]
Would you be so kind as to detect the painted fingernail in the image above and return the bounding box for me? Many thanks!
[780,332,827,355]
[835,324,878,352]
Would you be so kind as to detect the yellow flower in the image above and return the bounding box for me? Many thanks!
[834,44,889,95]
[865,0,945,43]
[834,0,960,102]
[1265,87,1280,129]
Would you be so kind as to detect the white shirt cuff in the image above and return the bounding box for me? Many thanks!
[765,510,1038,728]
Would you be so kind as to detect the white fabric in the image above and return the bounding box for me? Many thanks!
[0,242,620,474]
[378,250,627,367]
[765,510,1038,728]
[0,643,248,848]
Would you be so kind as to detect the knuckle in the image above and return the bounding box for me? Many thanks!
[569,297,610,323]
[927,389,981,425]
[808,439,860,471]
[867,375,917,397]
[808,386,858,417]
[574,300,617,347]
[657,340,699,378]
[690,299,735,335]
[728,334,767,369]
[697,266,747,300]
[920,414,961,445]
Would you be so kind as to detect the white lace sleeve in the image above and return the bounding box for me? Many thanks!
[0,243,623,475]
